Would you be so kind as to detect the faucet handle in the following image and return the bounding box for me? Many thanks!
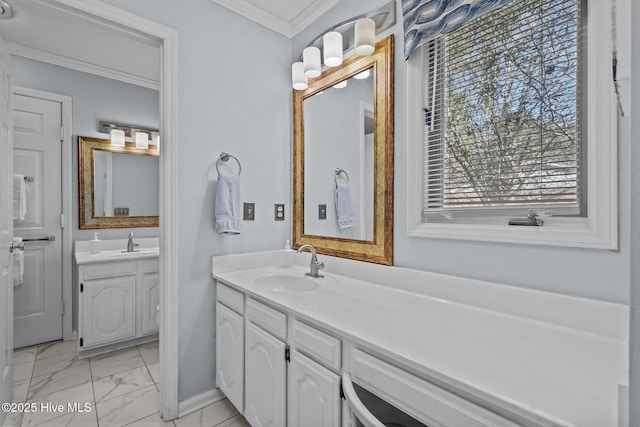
[317,262,325,270]
[128,232,134,238]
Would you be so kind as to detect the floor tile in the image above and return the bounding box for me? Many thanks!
[174,399,238,427]
[31,410,97,427]
[13,378,29,403]
[90,348,145,380]
[1,410,23,427]
[27,363,91,401]
[13,347,38,366]
[146,363,160,384]
[96,384,158,427]
[123,413,176,427]
[22,382,94,427]
[33,352,87,378]
[13,361,34,382]
[214,414,250,427]
[37,341,76,360]
[93,365,155,403]
[137,342,159,366]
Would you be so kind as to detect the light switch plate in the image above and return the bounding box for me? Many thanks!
[243,203,255,221]
[319,204,327,220]
[274,203,285,221]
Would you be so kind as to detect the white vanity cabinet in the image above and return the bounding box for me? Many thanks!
[77,257,159,357]
[215,302,244,412]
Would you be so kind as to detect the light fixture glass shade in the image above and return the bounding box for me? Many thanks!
[135,132,149,149]
[354,69,371,80]
[292,62,308,90]
[303,47,321,78]
[110,129,125,147]
[355,18,376,56]
[323,31,343,67]
[333,80,348,89]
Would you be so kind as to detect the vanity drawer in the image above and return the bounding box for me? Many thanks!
[142,259,159,273]
[217,283,244,314]
[293,320,341,371]
[350,349,520,427]
[246,298,286,340]
[82,261,136,280]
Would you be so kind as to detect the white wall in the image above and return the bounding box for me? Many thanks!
[293,0,631,304]
[95,0,292,402]
[11,56,161,241]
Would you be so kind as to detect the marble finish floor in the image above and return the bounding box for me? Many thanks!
[2,341,248,427]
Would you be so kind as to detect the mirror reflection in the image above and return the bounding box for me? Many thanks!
[303,67,375,240]
[79,136,159,229]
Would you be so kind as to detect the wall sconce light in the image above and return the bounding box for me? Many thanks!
[99,121,159,149]
[110,129,125,147]
[135,132,149,149]
[291,0,395,91]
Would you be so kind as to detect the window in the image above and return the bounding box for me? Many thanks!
[407,0,619,249]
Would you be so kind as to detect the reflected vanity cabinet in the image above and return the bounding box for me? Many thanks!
[76,258,159,357]
[216,282,341,427]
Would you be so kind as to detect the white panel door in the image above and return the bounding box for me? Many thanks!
[216,303,244,413]
[12,93,63,348]
[288,350,341,427]
[0,35,13,422]
[81,277,136,348]
[244,321,286,427]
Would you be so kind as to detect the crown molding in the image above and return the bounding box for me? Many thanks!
[7,42,160,90]
[210,0,339,38]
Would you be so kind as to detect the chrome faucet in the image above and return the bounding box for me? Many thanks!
[126,232,140,252]
[297,244,324,278]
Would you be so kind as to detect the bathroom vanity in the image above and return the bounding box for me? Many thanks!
[212,251,628,427]
[75,238,160,358]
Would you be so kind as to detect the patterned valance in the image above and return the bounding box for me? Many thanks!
[402,0,513,59]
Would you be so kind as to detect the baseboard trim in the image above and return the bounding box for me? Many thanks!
[178,388,226,418]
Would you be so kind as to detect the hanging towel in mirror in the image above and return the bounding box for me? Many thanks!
[215,172,242,234]
[12,238,24,286]
[335,183,355,229]
[13,174,26,221]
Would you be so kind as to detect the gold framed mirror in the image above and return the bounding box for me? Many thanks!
[79,135,159,229]
[293,35,394,265]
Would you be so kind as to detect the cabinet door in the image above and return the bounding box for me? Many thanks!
[141,272,160,334]
[288,350,341,427]
[245,321,286,427]
[81,276,135,348]
[216,303,244,412]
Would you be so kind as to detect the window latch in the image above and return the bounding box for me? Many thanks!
[509,212,544,227]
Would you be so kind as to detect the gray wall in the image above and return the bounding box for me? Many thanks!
[293,0,631,304]
[97,0,292,402]
[11,56,161,241]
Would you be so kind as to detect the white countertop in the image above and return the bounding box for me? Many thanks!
[212,252,628,427]
[75,238,159,264]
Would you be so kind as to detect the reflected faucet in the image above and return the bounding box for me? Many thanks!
[126,232,140,252]
[297,244,324,278]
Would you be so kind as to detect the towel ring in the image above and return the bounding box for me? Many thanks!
[334,168,349,186]
[216,152,241,176]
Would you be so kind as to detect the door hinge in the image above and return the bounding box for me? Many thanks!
[285,345,290,363]
[60,126,64,142]
[60,301,65,316]
[61,214,65,228]
[80,283,83,293]
[79,337,83,347]
[339,380,345,399]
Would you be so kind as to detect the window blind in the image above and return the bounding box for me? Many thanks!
[423,0,583,218]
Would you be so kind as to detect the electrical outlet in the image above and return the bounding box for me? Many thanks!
[274,203,285,221]
[319,204,327,220]
[114,207,129,216]
[243,203,255,221]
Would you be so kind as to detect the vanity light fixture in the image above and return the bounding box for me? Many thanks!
[333,80,348,89]
[99,121,159,148]
[135,132,149,149]
[110,129,125,147]
[291,0,395,91]
[353,69,371,80]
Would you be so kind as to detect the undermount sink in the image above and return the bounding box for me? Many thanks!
[255,274,321,293]
[99,248,159,257]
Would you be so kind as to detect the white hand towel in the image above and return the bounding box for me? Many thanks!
[12,238,24,286]
[215,172,242,234]
[335,183,355,229]
[13,174,26,222]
